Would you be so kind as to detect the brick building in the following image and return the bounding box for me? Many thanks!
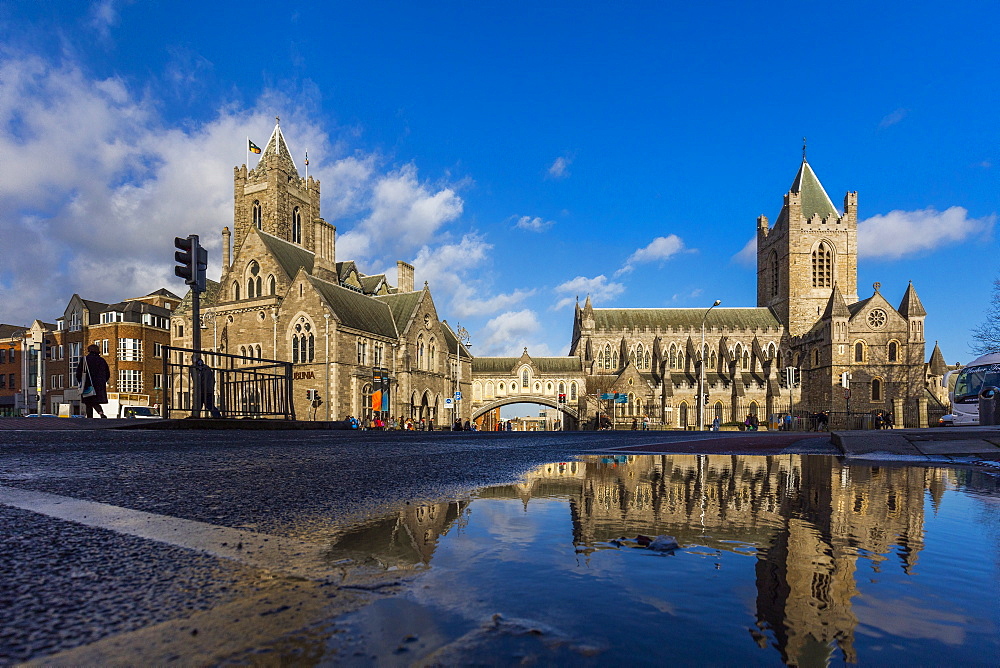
[0,324,27,416]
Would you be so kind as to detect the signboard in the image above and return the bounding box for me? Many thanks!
[600,393,615,400]
[615,395,628,403]
[444,397,454,407]
[454,391,462,400]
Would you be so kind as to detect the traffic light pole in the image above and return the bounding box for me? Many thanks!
[175,234,207,418]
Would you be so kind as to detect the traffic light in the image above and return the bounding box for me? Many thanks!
[174,235,208,293]
[306,389,316,400]
[558,393,566,404]
[174,236,194,283]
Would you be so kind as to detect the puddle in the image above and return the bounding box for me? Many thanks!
[301,454,1000,665]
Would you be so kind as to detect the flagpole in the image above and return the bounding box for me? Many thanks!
[246,136,249,170]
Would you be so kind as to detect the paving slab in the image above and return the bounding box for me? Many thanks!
[832,432,925,457]
[912,440,1000,456]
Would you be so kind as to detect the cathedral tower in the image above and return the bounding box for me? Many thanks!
[757,156,858,336]
[232,121,336,277]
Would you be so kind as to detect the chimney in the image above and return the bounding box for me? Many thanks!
[397,261,414,292]
[222,226,231,269]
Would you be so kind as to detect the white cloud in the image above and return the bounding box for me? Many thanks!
[732,236,756,266]
[553,275,625,310]
[88,0,121,40]
[547,155,571,179]
[513,215,554,232]
[408,234,533,318]
[878,107,908,129]
[336,163,464,264]
[0,50,348,325]
[478,310,552,356]
[858,207,996,259]
[617,234,686,275]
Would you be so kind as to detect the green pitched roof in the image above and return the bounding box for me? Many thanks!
[310,276,398,339]
[590,307,781,332]
[374,291,423,334]
[257,229,315,279]
[789,159,840,219]
[472,357,583,374]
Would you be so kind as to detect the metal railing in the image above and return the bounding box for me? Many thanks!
[162,346,295,420]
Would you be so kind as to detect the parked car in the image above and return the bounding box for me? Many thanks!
[23,414,58,418]
[121,406,161,419]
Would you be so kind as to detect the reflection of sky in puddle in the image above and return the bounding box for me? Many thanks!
[324,454,1000,666]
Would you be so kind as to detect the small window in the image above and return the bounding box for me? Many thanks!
[888,341,899,363]
[872,377,883,402]
[854,341,865,363]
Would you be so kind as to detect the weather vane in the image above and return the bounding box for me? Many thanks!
[802,137,807,160]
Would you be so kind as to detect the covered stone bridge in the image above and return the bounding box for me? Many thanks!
[470,349,588,429]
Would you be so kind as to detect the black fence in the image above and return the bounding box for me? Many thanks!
[162,346,295,420]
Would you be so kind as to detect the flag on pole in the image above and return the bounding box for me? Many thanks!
[248,139,262,154]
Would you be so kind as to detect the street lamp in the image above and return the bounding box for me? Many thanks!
[454,324,470,426]
[698,300,721,431]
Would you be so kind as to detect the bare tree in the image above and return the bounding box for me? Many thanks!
[971,278,1000,355]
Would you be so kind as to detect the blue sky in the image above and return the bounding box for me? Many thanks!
[0,0,997,373]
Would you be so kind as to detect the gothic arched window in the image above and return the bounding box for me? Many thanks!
[522,368,529,387]
[267,275,276,295]
[252,200,262,229]
[246,261,261,299]
[570,382,578,400]
[812,241,833,288]
[872,377,883,402]
[855,341,866,363]
[291,207,302,244]
[604,343,612,370]
[888,340,899,363]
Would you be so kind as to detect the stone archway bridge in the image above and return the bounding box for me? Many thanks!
[469,349,588,428]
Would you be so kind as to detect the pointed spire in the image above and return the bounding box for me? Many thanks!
[788,155,840,220]
[929,341,947,375]
[898,281,927,318]
[255,118,299,178]
[583,294,592,310]
[822,283,851,319]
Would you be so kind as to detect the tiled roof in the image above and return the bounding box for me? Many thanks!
[374,291,423,334]
[472,357,583,374]
[0,324,28,339]
[310,276,398,339]
[789,159,840,219]
[589,307,781,332]
[257,230,315,279]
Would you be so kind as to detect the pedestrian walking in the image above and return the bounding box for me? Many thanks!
[190,358,222,418]
[75,344,110,418]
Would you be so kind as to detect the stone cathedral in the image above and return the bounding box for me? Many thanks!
[171,122,472,422]
[570,156,946,427]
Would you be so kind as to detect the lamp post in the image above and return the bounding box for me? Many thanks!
[453,325,470,426]
[698,300,721,431]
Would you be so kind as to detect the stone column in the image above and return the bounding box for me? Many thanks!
[918,395,928,428]
[893,397,904,429]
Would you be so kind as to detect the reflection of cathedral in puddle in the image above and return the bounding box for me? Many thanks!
[327,456,954,666]
[328,499,470,569]
[515,455,951,666]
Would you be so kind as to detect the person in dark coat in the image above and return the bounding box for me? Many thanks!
[76,344,110,418]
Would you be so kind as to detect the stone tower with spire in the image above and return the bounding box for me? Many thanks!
[229,120,337,280]
[756,156,859,337]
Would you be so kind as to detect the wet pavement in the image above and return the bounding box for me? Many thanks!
[1,426,998,664]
